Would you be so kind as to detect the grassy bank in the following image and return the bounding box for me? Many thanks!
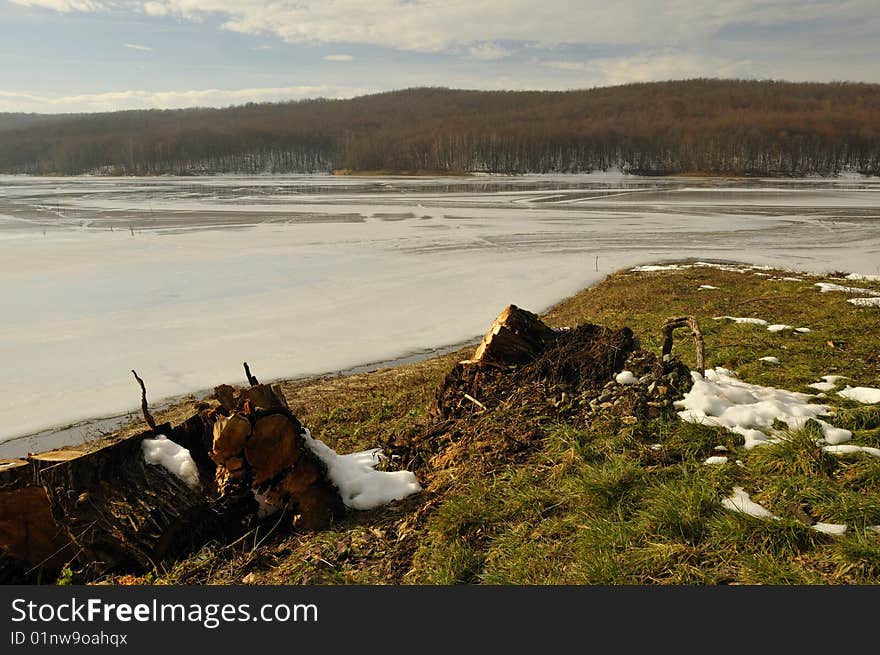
[102,263,880,586]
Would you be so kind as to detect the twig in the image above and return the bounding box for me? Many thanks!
[243,362,259,386]
[463,393,486,410]
[253,509,288,551]
[131,370,157,431]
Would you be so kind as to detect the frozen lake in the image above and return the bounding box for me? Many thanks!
[1,173,879,455]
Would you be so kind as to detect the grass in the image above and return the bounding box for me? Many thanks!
[96,263,880,586]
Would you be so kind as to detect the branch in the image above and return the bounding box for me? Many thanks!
[131,370,157,431]
[660,316,705,377]
[243,362,259,387]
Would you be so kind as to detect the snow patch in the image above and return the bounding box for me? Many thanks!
[699,285,719,290]
[816,282,880,296]
[675,367,852,448]
[767,324,793,332]
[631,264,686,272]
[615,370,639,385]
[795,327,812,333]
[838,386,880,404]
[759,356,780,364]
[822,444,880,458]
[811,522,847,536]
[721,487,778,520]
[141,435,200,489]
[848,297,880,307]
[704,456,728,465]
[713,316,768,325]
[808,375,848,393]
[845,273,880,282]
[302,428,421,510]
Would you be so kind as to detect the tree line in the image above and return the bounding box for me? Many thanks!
[1,79,878,176]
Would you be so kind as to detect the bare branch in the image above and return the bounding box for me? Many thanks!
[243,362,259,387]
[660,316,705,377]
[131,370,157,431]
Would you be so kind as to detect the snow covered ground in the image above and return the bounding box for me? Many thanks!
[1,173,879,451]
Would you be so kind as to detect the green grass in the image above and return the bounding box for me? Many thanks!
[107,263,880,586]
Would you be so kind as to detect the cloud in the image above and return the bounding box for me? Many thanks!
[14,1,876,56]
[123,43,153,51]
[127,1,880,56]
[323,54,353,62]
[6,1,880,90]
[9,0,105,11]
[541,51,755,86]
[142,0,167,15]
[468,43,511,60]
[541,60,592,72]
[0,85,367,113]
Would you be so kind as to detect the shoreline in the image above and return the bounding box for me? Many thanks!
[0,338,478,459]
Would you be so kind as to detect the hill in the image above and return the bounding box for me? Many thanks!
[1,79,879,176]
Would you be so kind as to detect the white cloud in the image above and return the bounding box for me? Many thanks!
[541,60,592,72]
[13,1,877,57]
[323,54,353,62]
[6,1,880,91]
[0,85,367,113]
[542,51,755,86]
[142,0,167,15]
[468,43,511,60]
[123,42,153,51]
[9,0,105,11]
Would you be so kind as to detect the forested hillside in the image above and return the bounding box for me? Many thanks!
[1,79,878,176]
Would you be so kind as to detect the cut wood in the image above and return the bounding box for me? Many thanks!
[39,432,216,573]
[0,381,345,578]
[470,304,556,366]
[208,384,343,529]
[246,414,304,485]
[0,486,72,571]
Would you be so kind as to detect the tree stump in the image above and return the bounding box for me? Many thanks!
[209,384,344,531]
[469,305,556,366]
[0,378,355,578]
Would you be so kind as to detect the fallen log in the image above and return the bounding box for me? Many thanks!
[0,375,345,579]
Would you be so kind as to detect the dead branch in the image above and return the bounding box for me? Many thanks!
[131,370,157,431]
[463,393,486,410]
[243,362,259,387]
[660,316,705,377]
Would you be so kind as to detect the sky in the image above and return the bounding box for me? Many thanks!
[0,0,878,113]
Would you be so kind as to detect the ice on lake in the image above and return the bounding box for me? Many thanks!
[1,173,879,454]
